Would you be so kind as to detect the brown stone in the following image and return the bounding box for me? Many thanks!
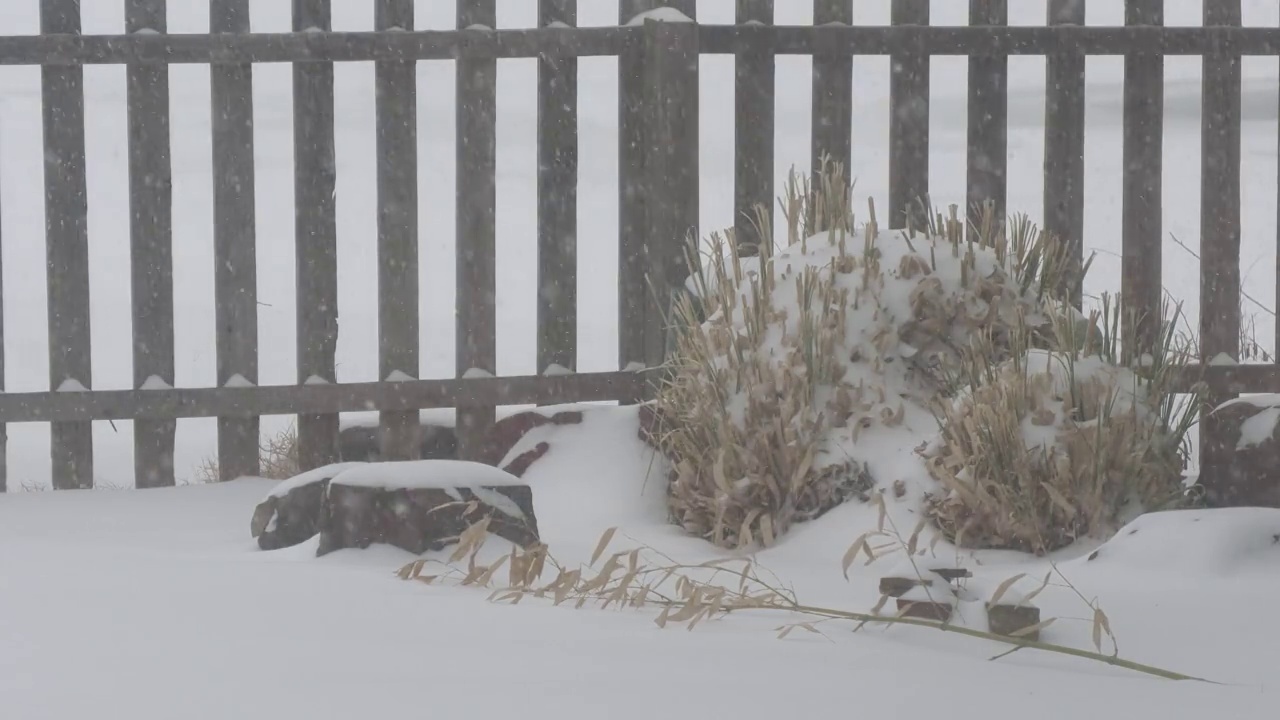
[251,464,357,551]
[478,410,583,467]
[1198,401,1280,508]
[987,603,1042,640]
[896,598,954,622]
[317,479,539,557]
[879,576,932,598]
[502,442,550,479]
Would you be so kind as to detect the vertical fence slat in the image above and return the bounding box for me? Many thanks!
[537,0,578,374]
[375,0,420,460]
[1200,1,1243,505]
[734,0,773,257]
[1121,0,1163,353]
[1045,0,1087,307]
[42,0,93,489]
[641,17,699,373]
[811,0,853,185]
[211,0,259,481]
[293,0,339,470]
[889,0,929,230]
[966,0,1008,238]
[126,0,175,488]
[0,165,5,492]
[618,0,690,375]
[1200,1,1242,364]
[456,0,497,460]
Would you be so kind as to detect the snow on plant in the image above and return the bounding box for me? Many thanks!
[649,157,1098,550]
[924,294,1204,554]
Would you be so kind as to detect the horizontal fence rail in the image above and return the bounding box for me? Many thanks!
[1,1,1277,495]
[0,373,648,423]
[0,26,1279,65]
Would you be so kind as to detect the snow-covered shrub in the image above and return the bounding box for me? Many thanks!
[650,159,1091,549]
[924,296,1202,554]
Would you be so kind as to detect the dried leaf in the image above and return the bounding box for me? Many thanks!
[655,605,671,629]
[988,573,1027,607]
[590,527,618,567]
[905,516,928,555]
[842,533,869,580]
[1010,617,1056,637]
[760,514,776,547]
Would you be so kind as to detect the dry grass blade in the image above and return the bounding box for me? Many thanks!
[988,573,1028,607]
[590,527,618,567]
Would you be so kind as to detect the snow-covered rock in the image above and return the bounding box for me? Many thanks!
[318,460,540,556]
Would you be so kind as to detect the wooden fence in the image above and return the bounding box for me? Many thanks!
[0,0,1278,493]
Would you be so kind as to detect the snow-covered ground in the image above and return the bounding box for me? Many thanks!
[1,0,1279,487]
[4,1,1280,716]
[2,406,1278,718]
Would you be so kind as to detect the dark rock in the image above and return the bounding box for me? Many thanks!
[879,576,932,598]
[338,424,457,463]
[502,442,550,479]
[896,598,953,622]
[986,603,1042,640]
[251,463,361,551]
[478,410,583,467]
[1197,401,1280,508]
[317,469,539,557]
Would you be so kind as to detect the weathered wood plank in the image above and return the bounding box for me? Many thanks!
[41,0,93,490]
[0,371,650,423]
[456,0,498,461]
[966,0,1008,240]
[1199,1,1243,499]
[211,0,260,482]
[889,0,930,230]
[537,0,578,375]
[293,0,340,471]
[3,26,1280,67]
[375,0,420,461]
[641,18,699,372]
[734,0,773,257]
[617,1,654,374]
[1044,0,1087,307]
[127,0,176,488]
[811,0,853,186]
[0,153,4,492]
[1121,0,1163,353]
[1200,0,1242,365]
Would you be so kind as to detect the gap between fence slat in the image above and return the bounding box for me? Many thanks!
[889,0,929,230]
[537,0,578,376]
[1044,0,1087,308]
[734,0,773,258]
[811,0,853,191]
[375,0,420,461]
[127,0,176,488]
[456,0,498,461]
[41,0,93,489]
[293,0,340,471]
[211,0,260,481]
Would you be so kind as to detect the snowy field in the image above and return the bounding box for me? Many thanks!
[3,406,1279,718]
[3,1,1280,717]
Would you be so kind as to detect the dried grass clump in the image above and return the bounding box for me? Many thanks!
[898,201,1094,394]
[924,296,1203,554]
[656,157,874,549]
[394,515,1211,682]
[193,424,299,483]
